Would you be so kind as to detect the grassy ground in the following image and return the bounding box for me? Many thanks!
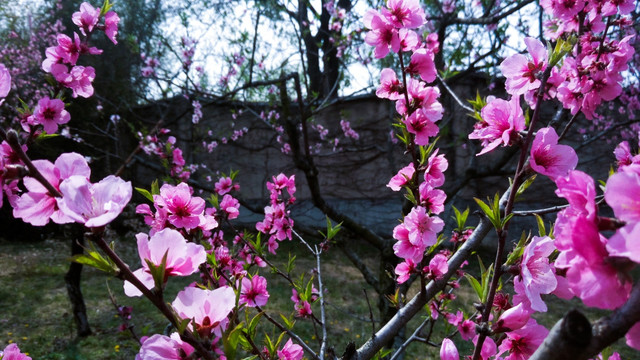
[0,233,638,359]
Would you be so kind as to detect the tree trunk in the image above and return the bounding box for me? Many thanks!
[65,225,91,337]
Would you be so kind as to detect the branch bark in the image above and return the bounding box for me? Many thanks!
[531,281,640,360]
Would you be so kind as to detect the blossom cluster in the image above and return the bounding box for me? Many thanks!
[42,2,119,99]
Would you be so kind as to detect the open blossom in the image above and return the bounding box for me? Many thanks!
[136,333,194,360]
[214,176,238,195]
[239,275,270,307]
[424,149,448,187]
[30,97,71,134]
[104,11,120,44]
[72,2,100,36]
[57,175,131,228]
[277,339,304,360]
[0,63,10,102]
[604,168,640,262]
[497,318,548,360]
[500,37,548,96]
[404,206,443,247]
[124,229,207,297]
[364,10,400,58]
[407,48,437,83]
[154,182,206,229]
[381,0,425,29]
[530,127,578,181]
[469,96,525,156]
[172,286,236,338]
[539,0,585,20]
[395,258,416,283]
[13,152,90,226]
[387,163,415,191]
[426,253,448,280]
[0,343,32,360]
[376,68,403,100]
[514,236,557,312]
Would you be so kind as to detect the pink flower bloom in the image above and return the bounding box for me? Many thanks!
[53,65,96,98]
[514,235,557,312]
[424,149,448,186]
[393,223,426,261]
[426,253,448,280]
[220,194,240,219]
[497,318,548,360]
[239,275,270,307]
[135,333,194,360]
[407,48,437,83]
[404,110,440,145]
[500,37,548,96]
[494,302,531,332]
[30,97,71,134]
[530,127,578,181]
[387,163,415,191]
[472,335,497,360]
[72,2,100,36]
[418,183,446,214]
[214,176,236,195]
[0,63,10,101]
[172,286,236,338]
[13,153,90,226]
[604,168,640,224]
[439,338,459,360]
[277,339,304,360]
[124,229,207,297]
[58,175,131,228]
[469,96,525,155]
[539,0,585,20]
[56,33,82,65]
[0,343,31,360]
[364,10,400,58]
[381,0,425,29]
[404,206,444,248]
[376,68,404,100]
[459,319,476,340]
[154,183,206,229]
[104,11,120,44]
[395,258,417,284]
[626,321,640,351]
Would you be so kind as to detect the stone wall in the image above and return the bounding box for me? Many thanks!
[132,80,620,240]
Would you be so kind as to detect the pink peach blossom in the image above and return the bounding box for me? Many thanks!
[530,127,578,181]
[439,338,459,360]
[124,229,206,297]
[72,2,100,36]
[239,275,270,307]
[277,339,304,360]
[500,37,548,96]
[58,175,131,228]
[387,163,415,191]
[172,286,236,338]
[135,333,194,360]
[469,96,525,155]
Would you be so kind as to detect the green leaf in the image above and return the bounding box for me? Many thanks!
[135,187,154,202]
[515,175,536,201]
[150,179,160,195]
[481,264,494,303]
[247,312,264,337]
[176,317,191,335]
[505,231,528,266]
[224,323,245,360]
[286,253,296,274]
[279,314,295,330]
[534,214,546,237]
[100,0,113,16]
[70,251,117,274]
[452,206,469,231]
[464,274,483,301]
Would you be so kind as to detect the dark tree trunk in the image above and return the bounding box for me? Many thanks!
[65,225,91,337]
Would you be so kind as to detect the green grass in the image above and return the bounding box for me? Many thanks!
[0,235,638,359]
